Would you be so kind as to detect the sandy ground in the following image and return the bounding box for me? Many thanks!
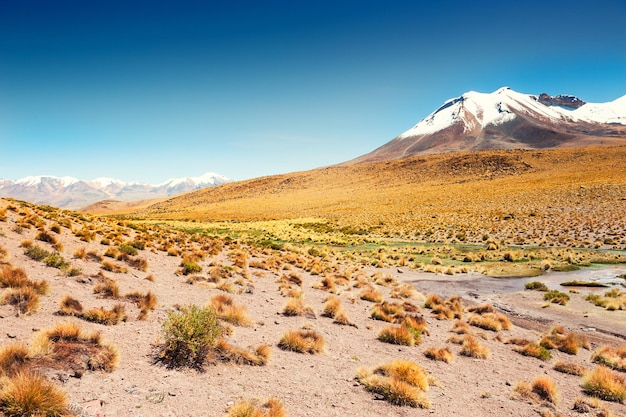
[1,210,625,417]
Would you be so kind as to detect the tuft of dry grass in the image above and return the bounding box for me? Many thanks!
[1,287,40,315]
[591,345,626,372]
[553,361,586,376]
[209,294,253,327]
[93,278,120,298]
[57,295,84,316]
[532,376,559,404]
[581,365,626,403]
[371,301,405,322]
[82,304,126,325]
[210,339,271,366]
[356,360,431,408]
[513,342,552,361]
[423,293,443,309]
[0,344,30,377]
[377,325,415,347]
[460,335,490,359]
[467,312,511,332]
[359,285,383,303]
[282,297,316,318]
[540,326,589,355]
[30,321,118,373]
[512,377,558,405]
[0,371,69,417]
[278,329,325,354]
[572,396,613,416]
[424,347,454,363]
[227,397,285,417]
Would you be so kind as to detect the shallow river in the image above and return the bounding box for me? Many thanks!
[409,265,626,299]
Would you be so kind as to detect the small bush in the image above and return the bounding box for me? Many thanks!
[525,281,549,291]
[24,245,51,261]
[180,261,202,275]
[544,290,570,305]
[118,243,138,256]
[156,305,221,369]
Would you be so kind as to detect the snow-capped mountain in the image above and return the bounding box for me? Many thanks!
[353,87,626,163]
[0,173,231,209]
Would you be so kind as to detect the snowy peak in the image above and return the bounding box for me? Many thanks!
[0,172,231,209]
[353,87,626,163]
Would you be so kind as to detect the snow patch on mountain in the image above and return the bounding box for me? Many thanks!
[0,172,231,209]
[399,87,626,139]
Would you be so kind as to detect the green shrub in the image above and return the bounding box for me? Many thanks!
[118,243,138,256]
[525,281,548,291]
[43,254,70,270]
[181,262,202,275]
[156,305,221,369]
[24,245,51,262]
[544,290,570,305]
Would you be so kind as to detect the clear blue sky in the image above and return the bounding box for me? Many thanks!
[2,0,626,183]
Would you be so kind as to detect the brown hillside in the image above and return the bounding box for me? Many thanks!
[127,146,626,248]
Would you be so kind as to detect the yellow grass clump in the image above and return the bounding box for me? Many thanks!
[0,344,30,377]
[227,397,285,417]
[424,347,454,363]
[460,335,490,359]
[210,339,271,366]
[356,360,431,408]
[282,297,316,318]
[581,365,626,403]
[209,294,253,327]
[553,361,586,376]
[278,329,325,354]
[0,371,69,417]
[591,345,626,372]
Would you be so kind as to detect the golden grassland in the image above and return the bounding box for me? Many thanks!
[89,146,626,277]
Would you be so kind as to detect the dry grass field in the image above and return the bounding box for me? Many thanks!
[1,144,626,416]
[110,146,626,278]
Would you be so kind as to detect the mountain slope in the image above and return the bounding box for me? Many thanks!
[125,146,626,249]
[0,172,230,209]
[352,87,626,163]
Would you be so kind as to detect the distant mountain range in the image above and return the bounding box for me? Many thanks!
[353,87,626,163]
[0,173,230,209]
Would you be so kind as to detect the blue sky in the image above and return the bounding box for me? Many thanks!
[2,0,626,183]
